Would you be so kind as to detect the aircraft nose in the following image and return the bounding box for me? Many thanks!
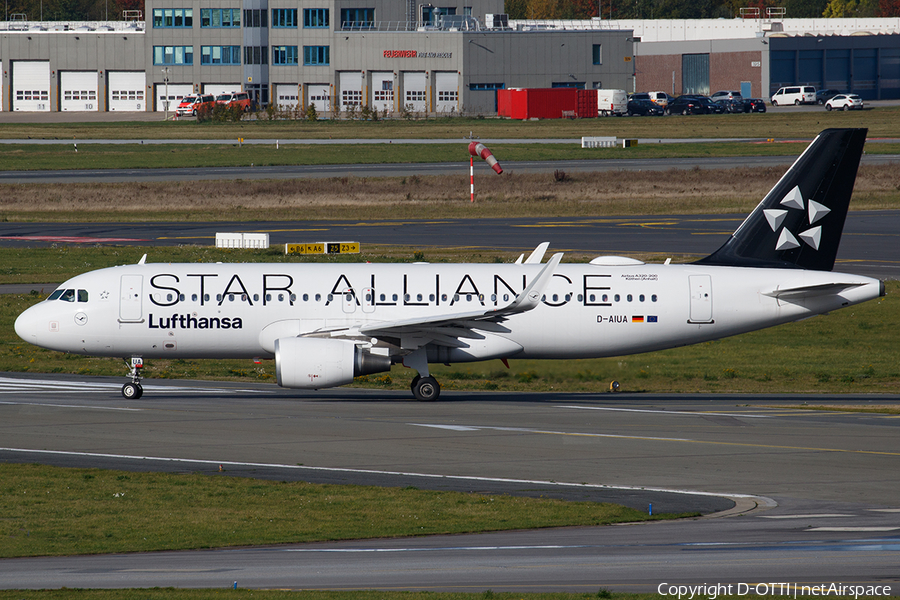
[15,304,43,344]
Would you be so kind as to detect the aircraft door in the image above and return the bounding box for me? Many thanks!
[688,275,713,323]
[341,288,357,314]
[361,287,375,313]
[119,275,143,322]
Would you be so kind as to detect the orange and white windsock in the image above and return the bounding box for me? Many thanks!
[468,141,503,174]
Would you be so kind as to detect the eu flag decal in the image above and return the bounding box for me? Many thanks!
[647,315,658,323]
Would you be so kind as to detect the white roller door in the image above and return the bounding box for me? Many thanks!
[156,83,193,112]
[305,84,330,113]
[204,83,240,97]
[13,61,50,112]
[273,84,300,110]
[402,71,426,113]
[370,71,394,113]
[338,71,362,111]
[108,72,146,111]
[61,71,98,111]
[434,71,459,114]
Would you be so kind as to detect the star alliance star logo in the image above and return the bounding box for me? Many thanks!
[763,185,831,251]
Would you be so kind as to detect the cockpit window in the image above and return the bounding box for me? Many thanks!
[47,289,64,301]
[59,289,76,302]
[77,290,89,302]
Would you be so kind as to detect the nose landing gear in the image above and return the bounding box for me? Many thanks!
[122,357,144,399]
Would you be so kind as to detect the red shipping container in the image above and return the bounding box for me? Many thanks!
[576,89,598,118]
[497,88,584,120]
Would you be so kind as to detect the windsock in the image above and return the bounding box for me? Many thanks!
[468,141,503,174]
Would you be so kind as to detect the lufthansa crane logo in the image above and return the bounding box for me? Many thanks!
[764,185,831,252]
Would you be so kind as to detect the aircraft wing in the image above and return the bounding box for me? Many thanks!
[356,253,563,348]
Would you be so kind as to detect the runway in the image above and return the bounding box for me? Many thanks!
[1,373,898,591]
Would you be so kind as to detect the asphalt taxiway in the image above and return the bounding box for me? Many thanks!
[1,373,898,591]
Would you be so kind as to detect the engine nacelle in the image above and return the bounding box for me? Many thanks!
[275,337,391,389]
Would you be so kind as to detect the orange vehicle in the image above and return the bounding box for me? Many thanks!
[175,94,216,117]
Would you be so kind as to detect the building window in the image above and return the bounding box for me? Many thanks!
[552,81,585,89]
[152,8,193,28]
[469,83,505,90]
[273,45,299,65]
[340,8,374,29]
[303,8,329,28]
[303,46,330,66]
[592,44,602,65]
[244,9,267,27]
[201,46,241,65]
[272,8,298,27]
[153,46,194,65]
[200,9,240,27]
[244,46,269,65]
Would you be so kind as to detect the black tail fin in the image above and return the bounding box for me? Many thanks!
[695,128,867,271]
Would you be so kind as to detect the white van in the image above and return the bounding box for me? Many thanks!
[647,91,671,107]
[597,89,627,116]
[770,86,816,106]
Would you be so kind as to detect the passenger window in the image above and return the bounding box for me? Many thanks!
[60,289,76,302]
[303,293,309,301]
[614,294,620,302]
[627,294,633,302]
[290,294,296,302]
[639,294,645,302]
[77,290,89,302]
[652,294,658,302]
[315,294,322,301]
[192,294,198,302]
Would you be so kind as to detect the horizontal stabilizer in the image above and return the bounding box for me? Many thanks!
[763,282,865,300]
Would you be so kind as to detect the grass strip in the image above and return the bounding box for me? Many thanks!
[1,247,898,395]
[1,106,898,140]
[0,463,689,558]
[1,140,899,172]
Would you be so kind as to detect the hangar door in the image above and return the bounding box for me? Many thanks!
[156,83,193,112]
[434,71,458,113]
[61,71,98,111]
[338,71,362,111]
[370,72,394,113]
[12,61,50,111]
[682,54,709,96]
[305,84,331,113]
[108,72,146,111]
[274,84,300,111]
[402,72,426,113]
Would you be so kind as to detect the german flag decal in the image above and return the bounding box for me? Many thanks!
[632,316,644,323]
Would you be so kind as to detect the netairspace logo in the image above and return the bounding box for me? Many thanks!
[657,583,893,599]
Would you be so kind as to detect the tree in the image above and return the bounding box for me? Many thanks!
[822,0,858,16]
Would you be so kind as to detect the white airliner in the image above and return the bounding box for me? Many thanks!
[15,128,884,401]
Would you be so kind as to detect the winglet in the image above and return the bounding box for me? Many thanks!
[494,252,563,315]
[523,242,550,264]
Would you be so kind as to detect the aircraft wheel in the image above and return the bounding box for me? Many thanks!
[409,374,420,392]
[122,382,143,399]
[412,376,440,402]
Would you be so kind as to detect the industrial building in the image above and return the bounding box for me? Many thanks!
[0,0,634,114]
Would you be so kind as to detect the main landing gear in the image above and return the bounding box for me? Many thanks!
[404,348,441,401]
[410,374,441,402]
[122,357,143,399]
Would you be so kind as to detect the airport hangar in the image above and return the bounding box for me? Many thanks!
[0,0,635,115]
[1,7,899,116]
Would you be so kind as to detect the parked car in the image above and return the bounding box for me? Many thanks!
[629,92,653,102]
[666,95,723,115]
[770,86,816,106]
[648,91,672,107]
[825,93,864,111]
[815,89,842,105]
[175,94,216,117]
[215,91,253,111]
[626,98,663,116]
[744,98,767,113]
[710,90,744,113]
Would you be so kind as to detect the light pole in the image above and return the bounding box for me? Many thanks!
[161,67,170,120]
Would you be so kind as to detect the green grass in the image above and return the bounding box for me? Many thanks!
[1,139,898,171]
[2,105,898,140]
[2,246,897,394]
[0,463,689,558]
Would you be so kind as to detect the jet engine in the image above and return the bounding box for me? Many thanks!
[275,337,391,389]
